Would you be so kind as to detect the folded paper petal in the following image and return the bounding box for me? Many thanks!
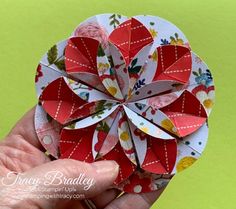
[153,45,192,83]
[97,43,124,100]
[118,111,137,165]
[65,37,107,92]
[141,137,177,174]
[99,143,136,184]
[65,37,99,73]
[128,121,147,166]
[109,18,153,66]
[123,105,174,140]
[92,109,120,158]
[161,90,207,137]
[40,77,87,124]
[35,64,67,98]
[60,126,95,162]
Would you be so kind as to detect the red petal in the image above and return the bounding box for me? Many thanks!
[109,18,153,66]
[65,37,99,74]
[161,90,207,137]
[60,126,96,163]
[99,143,136,184]
[153,45,192,83]
[141,138,177,174]
[40,77,86,124]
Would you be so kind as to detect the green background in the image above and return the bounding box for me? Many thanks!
[0,0,235,208]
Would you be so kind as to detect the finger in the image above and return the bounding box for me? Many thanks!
[0,107,50,174]
[7,106,44,150]
[1,159,119,209]
[55,199,86,209]
[52,198,90,209]
[90,189,121,208]
[0,136,50,175]
[104,187,166,209]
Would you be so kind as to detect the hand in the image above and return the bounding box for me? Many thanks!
[0,107,166,209]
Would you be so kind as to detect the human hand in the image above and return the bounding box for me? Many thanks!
[0,107,166,209]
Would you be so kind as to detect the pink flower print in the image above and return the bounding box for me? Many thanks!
[148,93,178,109]
[74,22,108,49]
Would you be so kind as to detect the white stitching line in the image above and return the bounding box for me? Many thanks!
[54,78,65,119]
[174,45,178,60]
[163,69,191,74]
[184,54,191,58]
[60,141,76,144]
[54,101,62,119]
[118,22,131,28]
[57,78,62,99]
[131,25,144,30]
[177,124,202,130]
[181,92,186,113]
[68,43,78,49]
[65,57,94,70]
[160,47,164,71]
[198,104,202,116]
[68,138,83,158]
[118,22,144,30]
[131,37,152,45]
[70,102,76,115]
[84,151,92,161]
[163,141,169,172]
[119,167,124,182]
[167,113,184,118]
[117,37,152,47]
[81,38,96,69]
[142,160,160,167]
[68,92,76,116]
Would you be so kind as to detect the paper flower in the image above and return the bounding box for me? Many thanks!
[34,14,215,193]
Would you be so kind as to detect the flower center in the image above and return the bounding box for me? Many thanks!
[203,99,213,109]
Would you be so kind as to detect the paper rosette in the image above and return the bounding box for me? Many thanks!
[34,14,215,193]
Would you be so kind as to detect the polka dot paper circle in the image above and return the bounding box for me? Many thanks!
[34,14,215,193]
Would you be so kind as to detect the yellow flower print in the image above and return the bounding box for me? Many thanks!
[149,28,158,38]
[127,88,133,99]
[203,99,213,109]
[176,156,197,172]
[170,33,184,45]
[161,119,178,135]
[195,88,215,115]
[98,62,110,73]
[120,131,130,141]
[68,78,76,85]
[107,86,117,96]
[150,50,157,61]
[140,127,149,134]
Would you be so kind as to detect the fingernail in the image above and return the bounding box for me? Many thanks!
[92,161,119,176]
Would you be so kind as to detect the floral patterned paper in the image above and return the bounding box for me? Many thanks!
[34,14,215,193]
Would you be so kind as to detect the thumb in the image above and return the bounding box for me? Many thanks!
[0,159,119,209]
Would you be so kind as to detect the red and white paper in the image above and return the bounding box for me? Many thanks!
[34,14,215,193]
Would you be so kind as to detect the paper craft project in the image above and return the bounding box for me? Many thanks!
[34,14,215,193]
